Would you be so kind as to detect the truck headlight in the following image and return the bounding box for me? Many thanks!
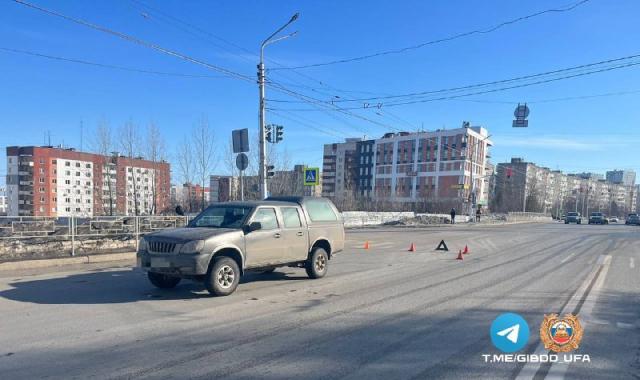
[139,238,148,252]
[180,240,205,254]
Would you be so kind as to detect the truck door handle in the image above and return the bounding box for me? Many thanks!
[296,231,304,236]
[274,233,281,238]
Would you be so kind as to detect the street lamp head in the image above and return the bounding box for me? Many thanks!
[290,13,300,22]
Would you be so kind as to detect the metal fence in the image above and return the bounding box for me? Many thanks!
[0,215,191,258]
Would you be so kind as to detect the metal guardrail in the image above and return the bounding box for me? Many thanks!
[0,215,191,256]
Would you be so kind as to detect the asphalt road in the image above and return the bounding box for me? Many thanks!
[0,222,638,380]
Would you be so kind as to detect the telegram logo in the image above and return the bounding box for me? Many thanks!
[490,313,530,353]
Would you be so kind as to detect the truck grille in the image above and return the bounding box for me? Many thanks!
[149,241,176,253]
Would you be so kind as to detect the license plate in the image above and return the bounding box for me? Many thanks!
[151,258,170,268]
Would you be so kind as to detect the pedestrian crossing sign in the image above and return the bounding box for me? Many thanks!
[304,167,319,186]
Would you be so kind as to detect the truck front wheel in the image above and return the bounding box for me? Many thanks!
[205,257,240,296]
[148,272,181,289]
[305,247,328,279]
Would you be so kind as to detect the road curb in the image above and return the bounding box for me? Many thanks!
[0,252,136,271]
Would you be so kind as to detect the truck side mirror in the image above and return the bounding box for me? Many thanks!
[243,221,262,234]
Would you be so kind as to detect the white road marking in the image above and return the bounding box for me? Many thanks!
[616,322,634,329]
[560,251,576,264]
[515,255,611,380]
[630,258,635,269]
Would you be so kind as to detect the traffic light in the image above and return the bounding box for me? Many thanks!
[266,165,275,179]
[265,125,273,143]
[275,125,284,143]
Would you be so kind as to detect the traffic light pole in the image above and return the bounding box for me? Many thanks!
[258,58,267,199]
[258,14,298,199]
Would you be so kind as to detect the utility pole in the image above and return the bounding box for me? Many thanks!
[258,13,299,199]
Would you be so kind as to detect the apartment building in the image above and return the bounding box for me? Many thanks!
[321,126,492,209]
[494,158,637,215]
[606,169,636,187]
[171,183,210,211]
[0,186,7,215]
[6,146,170,217]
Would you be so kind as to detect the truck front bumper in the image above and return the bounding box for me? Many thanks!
[137,251,210,276]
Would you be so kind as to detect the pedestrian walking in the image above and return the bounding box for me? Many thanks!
[476,206,482,222]
[450,208,456,224]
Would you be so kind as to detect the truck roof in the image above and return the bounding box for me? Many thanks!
[210,200,300,208]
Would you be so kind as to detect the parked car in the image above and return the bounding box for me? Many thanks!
[565,212,582,224]
[588,212,608,225]
[609,216,619,223]
[138,196,345,296]
[626,213,640,225]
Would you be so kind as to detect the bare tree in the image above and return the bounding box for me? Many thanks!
[177,136,196,212]
[119,120,142,216]
[90,120,116,216]
[192,116,217,211]
[146,122,166,215]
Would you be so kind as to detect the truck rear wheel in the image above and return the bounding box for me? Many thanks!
[305,247,328,279]
[205,257,240,296]
[148,272,181,289]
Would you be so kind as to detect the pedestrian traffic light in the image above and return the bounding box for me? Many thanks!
[265,125,273,143]
[275,125,284,143]
[266,165,275,179]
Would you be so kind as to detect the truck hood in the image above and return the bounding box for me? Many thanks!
[146,227,238,242]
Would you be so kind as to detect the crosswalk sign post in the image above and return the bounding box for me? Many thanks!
[303,167,319,186]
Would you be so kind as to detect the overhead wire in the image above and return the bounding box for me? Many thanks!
[270,0,592,70]
[0,47,226,78]
[125,0,398,136]
[268,57,640,111]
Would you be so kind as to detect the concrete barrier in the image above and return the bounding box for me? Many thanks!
[341,212,415,227]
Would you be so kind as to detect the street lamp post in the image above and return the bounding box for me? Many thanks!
[258,13,299,199]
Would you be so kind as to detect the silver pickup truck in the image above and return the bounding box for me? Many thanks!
[137,196,344,296]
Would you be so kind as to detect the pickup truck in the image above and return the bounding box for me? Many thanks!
[137,196,345,296]
[588,212,608,225]
[564,212,582,224]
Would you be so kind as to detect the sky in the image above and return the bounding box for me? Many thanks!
[1,0,640,185]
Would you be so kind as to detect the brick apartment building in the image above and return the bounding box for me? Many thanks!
[6,146,170,217]
[322,126,492,210]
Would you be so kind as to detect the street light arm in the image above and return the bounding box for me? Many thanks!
[263,31,298,49]
[261,13,300,48]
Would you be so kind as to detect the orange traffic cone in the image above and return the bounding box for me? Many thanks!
[408,242,416,252]
[463,245,470,254]
[456,249,464,260]
[364,241,370,250]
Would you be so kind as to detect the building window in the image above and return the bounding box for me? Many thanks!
[65,171,71,176]
[76,172,80,176]
[52,159,57,164]
[65,161,70,167]
[65,180,71,185]
[86,163,91,168]
[75,162,81,167]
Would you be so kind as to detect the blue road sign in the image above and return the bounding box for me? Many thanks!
[304,167,319,186]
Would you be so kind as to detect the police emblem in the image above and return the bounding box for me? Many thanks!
[539,313,583,352]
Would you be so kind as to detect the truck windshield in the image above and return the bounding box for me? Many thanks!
[187,206,253,229]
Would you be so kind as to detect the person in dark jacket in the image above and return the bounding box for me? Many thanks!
[450,208,456,224]
[175,205,185,216]
[476,206,482,222]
